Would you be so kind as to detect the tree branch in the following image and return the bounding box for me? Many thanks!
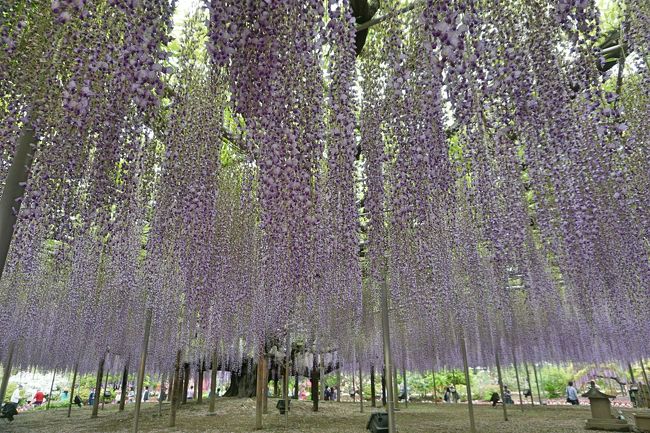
[355,0,426,32]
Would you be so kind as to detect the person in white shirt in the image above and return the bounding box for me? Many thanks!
[10,385,23,404]
[566,381,579,405]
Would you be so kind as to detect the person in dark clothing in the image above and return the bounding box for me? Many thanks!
[490,392,500,407]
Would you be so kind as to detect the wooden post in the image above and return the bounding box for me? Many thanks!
[255,354,265,429]
[532,363,543,405]
[197,360,204,404]
[460,335,477,433]
[495,347,508,421]
[524,362,534,406]
[263,357,269,414]
[133,309,152,433]
[0,342,15,408]
[67,363,79,418]
[380,265,396,433]
[91,353,106,418]
[46,370,56,410]
[119,362,129,411]
[511,347,524,411]
[209,351,217,413]
[169,350,181,427]
[359,363,364,413]
[294,372,299,400]
[0,124,35,280]
[337,368,342,403]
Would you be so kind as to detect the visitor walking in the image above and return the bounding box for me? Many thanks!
[10,385,23,405]
[566,381,579,405]
[143,386,150,402]
[128,386,135,403]
[88,389,95,406]
[188,385,195,400]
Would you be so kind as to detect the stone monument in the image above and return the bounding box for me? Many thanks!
[633,412,650,433]
[582,385,630,431]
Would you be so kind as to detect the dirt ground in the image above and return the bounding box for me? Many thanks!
[2,398,644,432]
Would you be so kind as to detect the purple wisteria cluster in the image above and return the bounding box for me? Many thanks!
[0,0,648,382]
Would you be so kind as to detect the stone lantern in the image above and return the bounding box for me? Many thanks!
[582,386,630,431]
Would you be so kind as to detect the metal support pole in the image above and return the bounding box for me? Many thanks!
[432,365,438,404]
[337,369,342,403]
[511,347,524,410]
[359,362,364,413]
[119,362,129,411]
[524,362,534,406]
[67,363,78,418]
[380,266,396,433]
[91,353,106,418]
[393,365,399,409]
[46,370,56,410]
[255,354,265,429]
[158,372,166,416]
[370,365,376,407]
[402,364,408,408]
[169,350,181,427]
[182,363,189,404]
[209,351,217,413]
[460,335,477,433]
[101,368,109,410]
[352,365,356,403]
[133,309,152,433]
[284,332,290,427]
[0,342,15,406]
[263,356,269,414]
[532,363,543,405]
[495,348,508,421]
[197,360,203,404]
[319,356,324,401]
[641,359,650,408]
